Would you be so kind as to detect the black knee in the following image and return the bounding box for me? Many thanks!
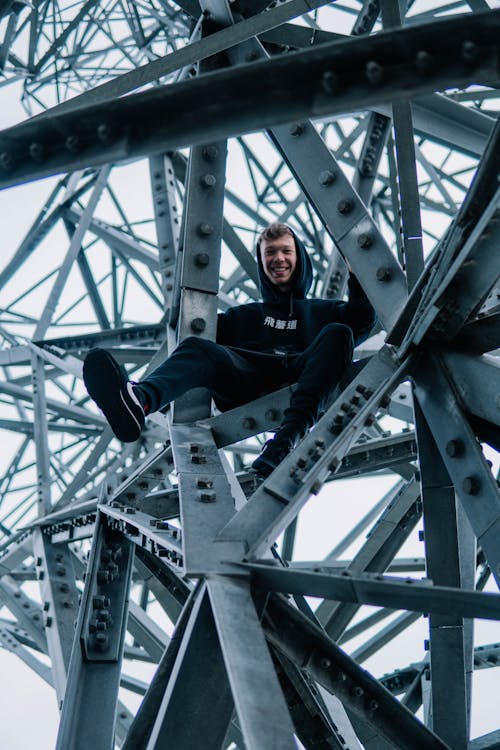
[315,323,354,358]
[175,336,228,378]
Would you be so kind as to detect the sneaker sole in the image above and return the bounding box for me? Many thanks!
[83,349,144,442]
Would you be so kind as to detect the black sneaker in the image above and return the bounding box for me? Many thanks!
[251,435,294,478]
[83,348,145,442]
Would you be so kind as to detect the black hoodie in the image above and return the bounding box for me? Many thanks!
[216,231,376,355]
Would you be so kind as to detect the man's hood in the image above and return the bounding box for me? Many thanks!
[256,229,313,303]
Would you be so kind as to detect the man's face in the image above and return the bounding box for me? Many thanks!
[260,233,297,292]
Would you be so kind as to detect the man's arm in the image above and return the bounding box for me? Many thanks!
[340,273,377,345]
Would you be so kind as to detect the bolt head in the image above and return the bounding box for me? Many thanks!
[376,267,391,282]
[190,317,206,333]
[337,199,353,215]
[319,170,336,186]
[29,143,45,162]
[462,476,480,496]
[197,222,213,237]
[290,122,305,136]
[462,40,480,63]
[357,233,373,248]
[415,50,433,74]
[322,70,339,95]
[200,173,216,188]
[0,152,13,170]
[97,123,113,144]
[195,252,210,267]
[446,439,464,458]
[94,633,109,652]
[365,60,383,84]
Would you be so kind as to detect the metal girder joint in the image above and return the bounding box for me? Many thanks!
[79,515,134,662]
[217,345,411,559]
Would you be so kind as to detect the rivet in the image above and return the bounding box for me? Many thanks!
[380,394,391,408]
[245,51,258,62]
[0,152,13,170]
[290,122,305,136]
[190,317,206,333]
[322,70,339,95]
[369,699,379,711]
[446,439,464,458]
[195,252,210,267]
[196,478,213,489]
[337,199,353,215]
[200,174,216,188]
[197,222,213,237]
[415,50,433,74]
[365,60,383,84]
[198,491,216,503]
[319,170,336,186]
[97,123,113,144]
[65,134,82,153]
[352,686,364,697]
[191,454,207,464]
[265,408,280,421]
[97,568,110,585]
[320,657,331,669]
[462,476,480,496]
[242,417,256,430]
[29,143,45,162]
[376,267,391,281]
[462,40,480,63]
[94,632,109,652]
[357,233,373,248]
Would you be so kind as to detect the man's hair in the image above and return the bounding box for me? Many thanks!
[257,222,293,248]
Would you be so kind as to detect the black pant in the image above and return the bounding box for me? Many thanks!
[137,323,354,430]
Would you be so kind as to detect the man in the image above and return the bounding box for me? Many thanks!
[83,223,376,477]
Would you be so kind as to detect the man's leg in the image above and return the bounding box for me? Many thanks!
[83,338,276,442]
[252,323,354,477]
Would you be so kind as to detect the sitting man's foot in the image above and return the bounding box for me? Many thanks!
[83,348,145,442]
[251,434,294,479]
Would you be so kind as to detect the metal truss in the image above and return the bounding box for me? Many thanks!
[0,1,499,749]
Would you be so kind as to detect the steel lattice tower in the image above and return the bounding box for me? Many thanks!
[0,1,499,748]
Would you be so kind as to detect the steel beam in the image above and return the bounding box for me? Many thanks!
[0,11,498,188]
[264,593,452,750]
[145,584,234,750]
[56,516,134,750]
[208,575,297,750]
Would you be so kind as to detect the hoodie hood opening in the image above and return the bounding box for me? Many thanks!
[256,229,313,305]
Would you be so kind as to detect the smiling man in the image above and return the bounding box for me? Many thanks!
[260,230,297,291]
[83,222,376,477]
